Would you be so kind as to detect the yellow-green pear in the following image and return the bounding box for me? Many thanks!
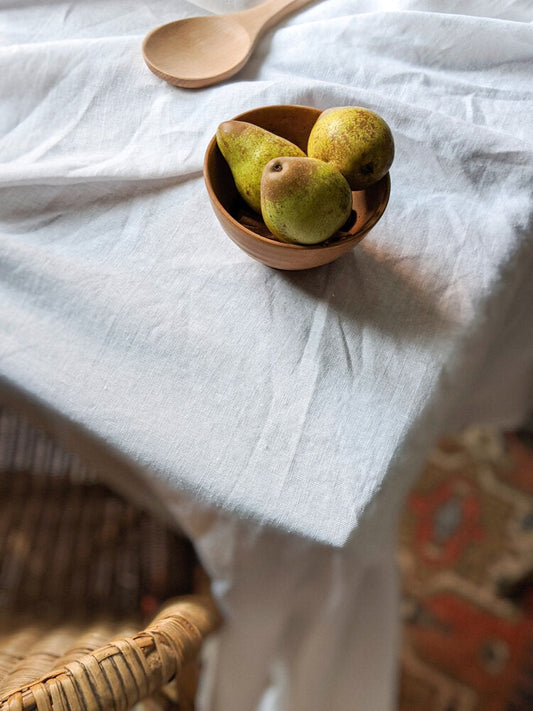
[260,157,352,245]
[216,121,305,214]
[307,106,394,190]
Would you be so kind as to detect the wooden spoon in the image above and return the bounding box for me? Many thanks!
[142,0,313,88]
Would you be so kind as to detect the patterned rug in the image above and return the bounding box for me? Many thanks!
[398,426,533,711]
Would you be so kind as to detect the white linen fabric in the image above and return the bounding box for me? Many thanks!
[1,1,532,709]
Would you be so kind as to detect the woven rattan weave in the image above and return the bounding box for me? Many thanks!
[0,408,220,711]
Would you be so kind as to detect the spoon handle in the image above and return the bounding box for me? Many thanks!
[237,0,314,38]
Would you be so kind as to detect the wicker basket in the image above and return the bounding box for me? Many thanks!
[0,409,220,711]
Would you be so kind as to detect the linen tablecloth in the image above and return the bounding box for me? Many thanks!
[1,1,532,709]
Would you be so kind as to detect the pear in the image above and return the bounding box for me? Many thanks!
[216,121,305,214]
[260,156,352,245]
[307,106,394,190]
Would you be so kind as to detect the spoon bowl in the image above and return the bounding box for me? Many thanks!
[143,16,253,88]
[142,0,314,88]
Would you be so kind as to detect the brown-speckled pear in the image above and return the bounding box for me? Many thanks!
[216,120,305,214]
[307,107,394,190]
[261,157,352,245]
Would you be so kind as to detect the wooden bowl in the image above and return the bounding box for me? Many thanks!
[203,105,391,270]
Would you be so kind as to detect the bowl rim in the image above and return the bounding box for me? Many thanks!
[203,104,391,252]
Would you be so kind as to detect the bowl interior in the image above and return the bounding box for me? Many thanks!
[205,105,390,252]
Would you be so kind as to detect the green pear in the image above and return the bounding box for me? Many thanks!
[216,121,305,214]
[260,157,352,245]
[307,106,394,190]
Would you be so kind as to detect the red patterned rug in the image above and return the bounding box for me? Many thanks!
[398,426,533,710]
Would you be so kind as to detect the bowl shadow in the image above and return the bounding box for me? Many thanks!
[278,242,455,343]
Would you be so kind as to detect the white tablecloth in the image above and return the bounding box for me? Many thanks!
[1,1,532,709]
